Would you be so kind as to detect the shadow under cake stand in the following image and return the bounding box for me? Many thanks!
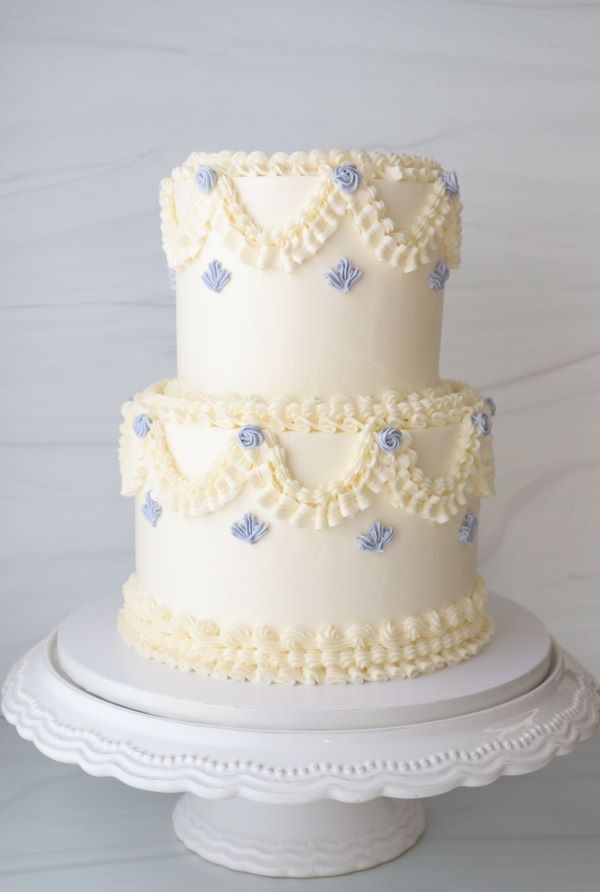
[2,593,599,878]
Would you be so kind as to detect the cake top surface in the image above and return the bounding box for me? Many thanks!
[169,149,446,180]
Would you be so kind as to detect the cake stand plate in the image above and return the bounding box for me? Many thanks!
[2,594,599,878]
[56,592,553,729]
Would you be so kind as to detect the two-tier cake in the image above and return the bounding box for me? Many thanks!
[117,149,496,684]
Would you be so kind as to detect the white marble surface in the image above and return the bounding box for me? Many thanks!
[1,0,599,888]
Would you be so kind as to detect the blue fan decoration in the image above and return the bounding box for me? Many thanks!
[230,512,269,545]
[141,491,162,527]
[324,257,363,293]
[202,260,231,292]
[458,512,478,544]
[356,521,396,553]
[428,260,450,290]
[133,414,152,438]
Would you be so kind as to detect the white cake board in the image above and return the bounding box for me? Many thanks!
[56,592,553,729]
[2,593,599,878]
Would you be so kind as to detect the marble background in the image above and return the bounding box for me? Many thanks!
[1,0,599,889]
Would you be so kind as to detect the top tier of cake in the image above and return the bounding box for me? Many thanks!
[160,150,462,396]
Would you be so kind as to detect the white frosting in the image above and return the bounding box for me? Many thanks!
[135,491,480,631]
[118,149,494,684]
[174,149,445,179]
[161,151,461,395]
[133,420,482,630]
[175,243,443,395]
[162,170,460,273]
[121,411,494,529]
[120,379,494,528]
[126,377,487,432]
[119,573,492,685]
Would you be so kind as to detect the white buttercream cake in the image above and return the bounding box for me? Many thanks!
[117,149,496,684]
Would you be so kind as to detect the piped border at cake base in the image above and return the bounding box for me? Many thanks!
[117,574,494,686]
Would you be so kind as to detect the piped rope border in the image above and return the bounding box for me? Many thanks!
[124,378,489,433]
[118,573,493,685]
[174,149,445,179]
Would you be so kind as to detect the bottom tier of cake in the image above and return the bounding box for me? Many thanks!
[117,381,496,684]
[119,465,493,685]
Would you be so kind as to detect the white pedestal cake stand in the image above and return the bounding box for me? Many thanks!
[2,593,599,878]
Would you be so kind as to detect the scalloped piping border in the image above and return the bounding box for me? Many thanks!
[119,381,495,527]
[127,378,489,433]
[3,642,598,791]
[175,149,445,179]
[117,574,494,685]
[160,151,461,273]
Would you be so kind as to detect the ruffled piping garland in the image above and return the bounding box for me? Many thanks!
[119,380,495,528]
[160,150,461,274]
[118,573,494,685]
[177,149,445,179]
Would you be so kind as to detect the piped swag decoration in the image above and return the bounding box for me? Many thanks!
[120,383,495,530]
[160,150,462,274]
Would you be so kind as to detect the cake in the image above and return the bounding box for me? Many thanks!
[117,149,496,685]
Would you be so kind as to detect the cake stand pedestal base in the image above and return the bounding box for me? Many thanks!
[2,592,599,878]
[173,795,425,877]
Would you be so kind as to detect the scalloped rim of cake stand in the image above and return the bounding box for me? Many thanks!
[2,598,598,877]
[1,604,598,804]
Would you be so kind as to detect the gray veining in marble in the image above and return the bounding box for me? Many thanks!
[1,0,599,889]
